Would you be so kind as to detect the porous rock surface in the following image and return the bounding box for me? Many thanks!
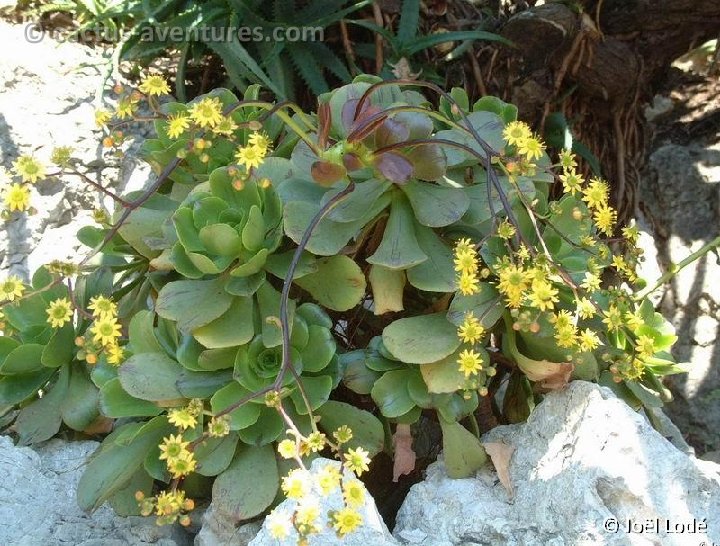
[0,435,191,546]
[393,381,720,546]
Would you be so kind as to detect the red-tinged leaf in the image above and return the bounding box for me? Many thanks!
[406,143,447,181]
[348,110,388,143]
[375,152,414,184]
[482,441,515,498]
[375,118,410,148]
[311,161,347,187]
[318,102,331,150]
[343,153,363,172]
[392,424,416,482]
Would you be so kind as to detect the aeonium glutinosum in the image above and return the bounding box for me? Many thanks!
[0,73,697,539]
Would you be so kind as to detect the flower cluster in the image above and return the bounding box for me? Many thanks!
[454,238,481,296]
[79,295,124,366]
[136,489,194,527]
[270,424,367,542]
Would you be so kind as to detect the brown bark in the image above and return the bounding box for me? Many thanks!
[474,0,720,219]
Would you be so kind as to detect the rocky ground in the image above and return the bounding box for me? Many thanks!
[638,73,720,458]
[0,19,151,280]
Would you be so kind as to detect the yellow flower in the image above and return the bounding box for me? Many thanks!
[624,310,644,333]
[528,278,559,312]
[46,298,73,328]
[518,137,544,161]
[503,121,532,147]
[281,469,312,499]
[51,146,73,167]
[497,219,516,240]
[0,276,25,301]
[550,309,573,329]
[106,343,125,366]
[88,295,117,319]
[167,451,197,478]
[155,490,184,517]
[593,204,616,236]
[559,169,584,195]
[457,313,485,344]
[622,223,640,244]
[212,116,239,136]
[304,431,326,453]
[457,348,484,377]
[248,131,272,153]
[159,434,190,462]
[95,109,112,128]
[116,96,137,120]
[559,149,577,170]
[602,305,623,331]
[554,324,578,348]
[12,155,45,184]
[636,335,655,358]
[458,272,480,296]
[295,501,321,534]
[277,439,297,459]
[344,447,371,476]
[139,74,171,96]
[497,261,530,308]
[578,328,601,352]
[208,415,231,437]
[332,507,363,536]
[582,178,609,210]
[454,238,474,255]
[454,248,478,275]
[90,316,121,346]
[190,97,224,128]
[580,272,601,293]
[4,183,31,212]
[166,113,190,139]
[317,464,342,496]
[342,479,365,508]
[168,408,198,431]
[234,144,266,170]
[576,297,596,319]
[267,509,292,539]
[333,425,353,444]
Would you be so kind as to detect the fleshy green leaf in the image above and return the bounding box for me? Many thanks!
[369,265,405,315]
[439,418,487,478]
[210,382,263,430]
[370,369,416,418]
[316,401,384,456]
[99,378,163,418]
[383,313,460,364]
[77,417,172,511]
[295,255,366,312]
[193,296,254,349]
[401,182,469,227]
[156,278,233,333]
[118,353,184,402]
[211,444,279,521]
[367,194,427,270]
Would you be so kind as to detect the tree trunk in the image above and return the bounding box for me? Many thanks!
[469,0,720,219]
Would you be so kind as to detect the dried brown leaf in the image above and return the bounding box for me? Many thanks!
[392,424,416,482]
[482,441,515,498]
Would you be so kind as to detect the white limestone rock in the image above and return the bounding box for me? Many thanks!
[394,381,720,546]
[0,435,191,546]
